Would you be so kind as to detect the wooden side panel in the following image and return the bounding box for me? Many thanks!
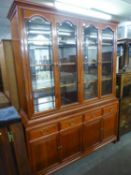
[0,42,10,98]
[3,40,19,110]
[10,12,28,114]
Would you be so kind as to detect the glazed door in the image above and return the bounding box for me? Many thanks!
[83,25,99,100]
[101,28,114,96]
[25,14,56,114]
[57,20,78,106]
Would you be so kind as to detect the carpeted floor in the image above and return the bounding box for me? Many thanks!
[53,132,131,175]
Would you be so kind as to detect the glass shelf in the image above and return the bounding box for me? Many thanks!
[30,64,53,67]
[102,61,112,64]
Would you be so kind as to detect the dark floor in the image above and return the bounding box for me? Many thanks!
[53,132,131,175]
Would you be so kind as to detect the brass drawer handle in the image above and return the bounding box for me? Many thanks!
[69,122,74,126]
[0,132,2,136]
[57,145,63,150]
[41,129,48,135]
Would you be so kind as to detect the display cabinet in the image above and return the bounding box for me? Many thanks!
[117,39,131,73]
[8,0,119,174]
[116,72,131,136]
[117,39,131,136]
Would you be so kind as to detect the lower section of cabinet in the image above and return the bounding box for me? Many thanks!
[26,101,118,175]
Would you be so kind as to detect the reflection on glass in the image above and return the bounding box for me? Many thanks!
[26,17,55,112]
[83,26,98,99]
[102,28,113,95]
[117,42,131,72]
[117,44,124,72]
[128,44,131,70]
[57,21,78,105]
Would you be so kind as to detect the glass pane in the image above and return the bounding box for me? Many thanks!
[26,17,55,112]
[57,21,77,105]
[117,44,124,72]
[128,44,131,71]
[83,26,98,99]
[102,28,113,95]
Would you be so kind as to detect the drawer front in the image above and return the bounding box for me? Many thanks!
[85,109,102,121]
[28,124,58,140]
[60,116,82,130]
[103,104,117,115]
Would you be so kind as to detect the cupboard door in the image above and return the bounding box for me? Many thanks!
[103,113,117,141]
[25,16,55,113]
[83,26,99,99]
[60,126,82,161]
[57,21,78,105]
[83,118,102,151]
[29,134,59,173]
[102,28,114,96]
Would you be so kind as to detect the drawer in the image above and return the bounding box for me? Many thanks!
[103,104,117,115]
[28,124,58,140]
[60,116,82,130]
[85,109,102,121]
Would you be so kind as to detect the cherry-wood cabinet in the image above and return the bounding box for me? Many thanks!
[8,0,119,174]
